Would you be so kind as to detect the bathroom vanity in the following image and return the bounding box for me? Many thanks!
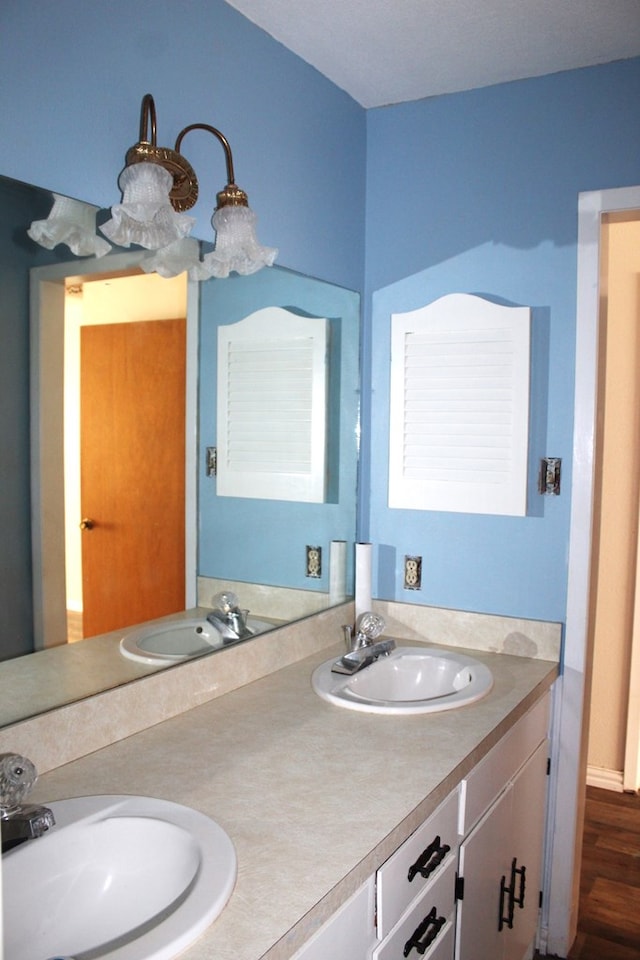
[21,613,558,960]
[291,689,550,960]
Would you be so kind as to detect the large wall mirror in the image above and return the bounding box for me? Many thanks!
[0,173,359,728]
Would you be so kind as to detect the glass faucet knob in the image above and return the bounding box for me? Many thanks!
[0,753,38,814]
[356,612,385,640]
[212,591,239,613]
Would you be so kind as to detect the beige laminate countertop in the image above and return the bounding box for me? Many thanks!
[29,641,558,960]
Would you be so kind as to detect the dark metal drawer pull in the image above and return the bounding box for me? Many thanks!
[403,906,447,956]
[407,835,451,882]
[499,857,519,931]
[513,860,526,908]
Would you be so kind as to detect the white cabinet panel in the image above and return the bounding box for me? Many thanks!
[291,877,376,960]
[460,694,550,835]
[503,740,549,960]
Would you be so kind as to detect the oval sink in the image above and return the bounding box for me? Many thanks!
[120,618,224,664]
[120,615,277,664]
[3,794,237,960]
[312,646,493,715]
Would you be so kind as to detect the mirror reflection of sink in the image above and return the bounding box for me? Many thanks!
[312,646,493,715]
[4,794,236,960]
[119,615,276,664]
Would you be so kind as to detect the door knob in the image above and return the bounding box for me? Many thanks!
[79,518,95,530]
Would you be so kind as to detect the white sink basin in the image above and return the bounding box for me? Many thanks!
[120,616,276,664]
[312,646,493,715]
[3,794,237,960]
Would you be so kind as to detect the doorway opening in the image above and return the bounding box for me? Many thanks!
[30,252,198,651]
[64,272,188,640]
[587,209,640,794]
[545,184,640,957]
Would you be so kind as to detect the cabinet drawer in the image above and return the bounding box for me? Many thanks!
[376,788,458,939]
[460,692,550,835]
[372,857,456,960]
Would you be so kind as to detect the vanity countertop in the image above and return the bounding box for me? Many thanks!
[30,640,558,960]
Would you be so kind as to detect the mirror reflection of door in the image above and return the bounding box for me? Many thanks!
[64,273,187,640]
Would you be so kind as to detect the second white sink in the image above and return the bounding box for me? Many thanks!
[312,646,493,714]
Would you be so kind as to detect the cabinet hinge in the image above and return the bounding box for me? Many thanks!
[546,757,551,776]
[455,874,465,901]
[539,890,543,909]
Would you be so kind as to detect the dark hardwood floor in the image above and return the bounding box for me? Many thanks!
[537,785,640,959]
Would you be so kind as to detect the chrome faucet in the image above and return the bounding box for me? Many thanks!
[1,753,55,853]
[332,612,395,675]
[206,591,253,643]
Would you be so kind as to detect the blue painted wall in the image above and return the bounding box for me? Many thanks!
[361,58,640,622]
[0,0,365,652]
[2,0,640,632]
[0,0,366,291]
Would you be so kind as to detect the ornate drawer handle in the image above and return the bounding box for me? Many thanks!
[407,835,451,882]
[403,906,447,956]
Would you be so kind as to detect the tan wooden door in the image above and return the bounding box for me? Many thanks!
[80,318,186,638]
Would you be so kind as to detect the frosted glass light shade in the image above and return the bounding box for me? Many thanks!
[100,162,195,250]
[190,205,277,280]
[28,194,112,257]
[141,237,201,278]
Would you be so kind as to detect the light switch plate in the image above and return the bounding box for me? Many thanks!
[539,458,561,495]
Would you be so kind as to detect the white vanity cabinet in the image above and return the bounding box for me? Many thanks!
[292,692,551,960]
[455,694,550,960]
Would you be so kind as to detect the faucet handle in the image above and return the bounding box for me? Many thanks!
[0,753,38,815]
[212,591,240,614]
[356,612,385,641]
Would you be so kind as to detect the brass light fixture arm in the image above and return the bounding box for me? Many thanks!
[174,123,249,209]
[124,94,199,211]
[138,92,158,146]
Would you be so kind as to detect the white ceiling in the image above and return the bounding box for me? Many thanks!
[226,0,640,108]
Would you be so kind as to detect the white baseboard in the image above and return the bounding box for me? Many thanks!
[586,765,624,792]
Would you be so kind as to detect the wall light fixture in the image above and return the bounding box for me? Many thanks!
[29,93,277,281]
[103,93,277,279]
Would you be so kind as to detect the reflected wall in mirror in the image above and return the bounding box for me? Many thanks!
[0,173,360,728]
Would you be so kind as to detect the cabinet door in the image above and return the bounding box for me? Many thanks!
[503,740,548,960]
[455,786,513,960]
[456,742,549,960]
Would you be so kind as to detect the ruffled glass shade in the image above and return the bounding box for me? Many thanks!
[100,162,195,250]
[190,205,277,280]
[140,237,201,279]
[28,194,112,257]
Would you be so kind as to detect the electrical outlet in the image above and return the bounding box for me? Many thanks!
[306,545,322,578]
[404,555,422,590]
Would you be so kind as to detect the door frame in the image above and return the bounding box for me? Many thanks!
[30,251,198,649]
[543,185,640,955]
[625,491,640,791]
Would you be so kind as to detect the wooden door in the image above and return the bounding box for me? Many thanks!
[80,318,186,638]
